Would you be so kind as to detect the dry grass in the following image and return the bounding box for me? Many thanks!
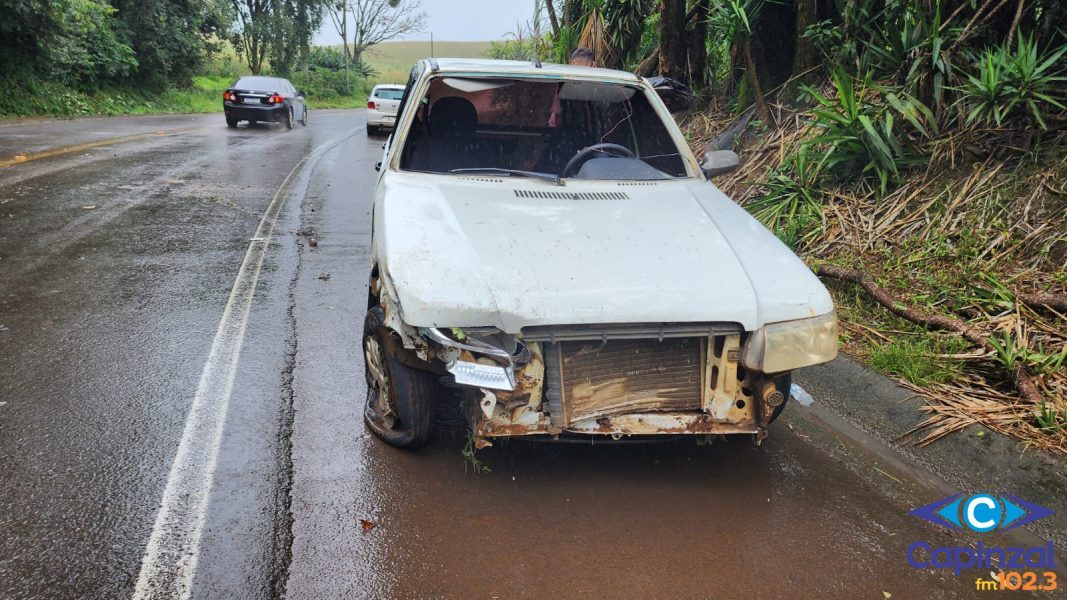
[682,100,1067,454]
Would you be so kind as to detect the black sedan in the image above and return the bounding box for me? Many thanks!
[223,76,308,129]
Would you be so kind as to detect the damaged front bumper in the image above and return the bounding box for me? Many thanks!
[419,325,790,443]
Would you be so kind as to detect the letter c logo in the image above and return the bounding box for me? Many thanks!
[965,494,1001,532]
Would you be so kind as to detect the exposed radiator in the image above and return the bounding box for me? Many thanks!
[556,337,705,423]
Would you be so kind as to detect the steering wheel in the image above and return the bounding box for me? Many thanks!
[562,143,636,177]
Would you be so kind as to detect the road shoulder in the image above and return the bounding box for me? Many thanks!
[794,356,1067,548]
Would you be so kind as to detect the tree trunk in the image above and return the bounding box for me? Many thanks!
[685,0,709,86]
[658,0,687,79]
[790,0,820,82]
[562,0,581,28]
[634,50,659,77]
[341,9,350,85]
[741,38,771,123]
[545,0,560,36]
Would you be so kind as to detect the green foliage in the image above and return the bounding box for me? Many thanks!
[308,46,348,71]
[110,0,233,87]
[709,0,766,45]
[462,432,491,474]
[963,273,1016,312]
[600,0,653,67]
[229,0,330,75]
[0,74,220,117]
[289,68,373,100]
[548,23,580,64]
[805,71,910,194]
[486,0,550,62]
[868,336,964,386]
[485,38,544,61]
[0,0,138,86]
[747,149,824,249]
[1035,400,1066,432]
[958,36,1067,129]
[989,332,1067,376]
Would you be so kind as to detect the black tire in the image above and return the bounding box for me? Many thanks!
[367,125,378,136]
[363,307,437,447]
[249,119,258,127]
[300,106,308,126]
[285,107,294,129]
[226,117,238,128]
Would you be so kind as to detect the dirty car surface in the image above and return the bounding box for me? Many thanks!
[362,58,838,448]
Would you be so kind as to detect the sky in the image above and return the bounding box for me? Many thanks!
[314,0,536,45]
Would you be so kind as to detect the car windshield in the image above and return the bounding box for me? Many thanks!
[375,88,404,100]
[234,76,286,91]
[398,76,689,180]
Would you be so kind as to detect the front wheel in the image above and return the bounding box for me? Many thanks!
[300,106,308,126]
[285,107,294,129]
[363,307,438,447]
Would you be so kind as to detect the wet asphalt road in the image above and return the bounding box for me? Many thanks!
[0,111,1049,599]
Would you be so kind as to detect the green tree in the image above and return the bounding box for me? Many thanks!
[230,0,329,75]
[0,0,137,85]
[111,0,232,87]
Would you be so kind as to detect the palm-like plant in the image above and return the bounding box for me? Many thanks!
[710,0,770,121]
[600,0,652,68]
[959,36,1067,129]
[805,70,912,195]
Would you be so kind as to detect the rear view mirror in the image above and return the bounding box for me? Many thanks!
[700,149,740,178]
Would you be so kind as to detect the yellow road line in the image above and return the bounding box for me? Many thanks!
[0,129,191,168]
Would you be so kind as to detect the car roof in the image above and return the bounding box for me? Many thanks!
[423,58,642,83]
[372,84,405,89]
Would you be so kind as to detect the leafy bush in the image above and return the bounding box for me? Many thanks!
[289,68,372,100]
[958,36,1067,129]
[308,46,348,71]
[805,71,908,194]
[747,149,824,249]
[485,38,542,61]
[801,69,940,194]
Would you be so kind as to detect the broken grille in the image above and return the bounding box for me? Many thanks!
[556,337,704,423]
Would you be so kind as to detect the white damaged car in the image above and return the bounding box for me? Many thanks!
[363,58,837,447]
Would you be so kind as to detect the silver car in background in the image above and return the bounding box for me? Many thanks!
[366,84,405,136]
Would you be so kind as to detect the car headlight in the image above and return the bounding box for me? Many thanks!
[420,327,518,391]
[742,312,838,373]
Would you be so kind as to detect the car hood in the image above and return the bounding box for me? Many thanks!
[375,174,833,333]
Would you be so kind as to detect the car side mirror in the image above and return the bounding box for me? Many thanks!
[700,149,740,178]
[296,90,306,98]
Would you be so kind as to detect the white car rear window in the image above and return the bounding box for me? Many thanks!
[374,89,404,100]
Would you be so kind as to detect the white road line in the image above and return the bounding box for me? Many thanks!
[133,128,361,599]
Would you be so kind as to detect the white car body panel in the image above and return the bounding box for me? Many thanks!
[374,173,833,334]
[371,58,833,337]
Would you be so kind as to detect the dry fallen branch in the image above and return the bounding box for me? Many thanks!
[1018,293,1067,313]
[817,265,1044,405]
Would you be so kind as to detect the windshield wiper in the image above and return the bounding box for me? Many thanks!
[449,167,561,185]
